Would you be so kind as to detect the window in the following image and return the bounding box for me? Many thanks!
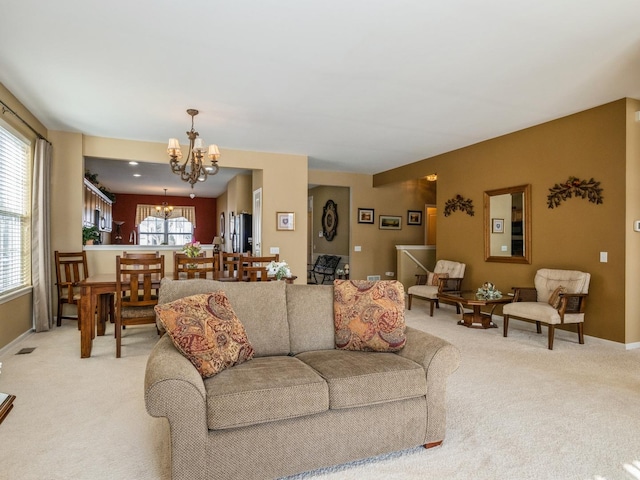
[139,216,194,246]
[0,120,31,297]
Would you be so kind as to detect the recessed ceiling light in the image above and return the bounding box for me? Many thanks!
[129,161,139,165]
[133,173,141,177]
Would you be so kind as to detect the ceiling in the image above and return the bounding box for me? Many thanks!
[2,1,640,194]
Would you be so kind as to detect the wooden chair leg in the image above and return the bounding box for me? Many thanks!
[429,299,436,316]
[536,321,542,334]
[503,315,509,337]
[56,302,62,327]
[116,317,122,358]
[548,324,555,350]
[577,323,584,344]
[407,294,413,310]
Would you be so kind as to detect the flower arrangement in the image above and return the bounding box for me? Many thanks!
[266,260,291,280]
[477,282,502,299]
[182,241,202,258]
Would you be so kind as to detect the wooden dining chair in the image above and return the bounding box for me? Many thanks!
[115,255,164,358]
[55,251,115,327]
[173,252,218,280]
[219,252,244,279]
[54,251,89,326]
[239,254,280,281]
[122,251,160,259]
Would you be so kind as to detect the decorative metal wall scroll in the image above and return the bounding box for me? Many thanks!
[322,199,338,241]
[547,176,603,208]
[443,195,474,217]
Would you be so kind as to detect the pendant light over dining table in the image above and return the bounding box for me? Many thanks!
[167,109,221,188]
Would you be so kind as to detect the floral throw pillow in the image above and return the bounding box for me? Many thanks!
[333,280,406,352]
[155,291,254,378]
[548,285,567,309]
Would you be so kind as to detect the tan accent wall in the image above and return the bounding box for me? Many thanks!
[0,83,48,348]
[375,99,629,343]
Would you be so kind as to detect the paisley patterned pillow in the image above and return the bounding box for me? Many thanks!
[333,280,406,352]
[548,285,567,309]
[155,291,254,378]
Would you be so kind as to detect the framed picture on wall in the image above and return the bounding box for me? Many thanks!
[407,210,422,225]
[379,215,402,230]
[276,212,295,231]
[492,218,504,233]
[358,208,374,224]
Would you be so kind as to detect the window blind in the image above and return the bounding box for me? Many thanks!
[0,120,31,296]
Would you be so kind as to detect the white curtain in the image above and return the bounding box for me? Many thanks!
[135,204,196,227]
[32,138,53,331]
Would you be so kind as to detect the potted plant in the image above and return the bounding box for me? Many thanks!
[82,225,100,245]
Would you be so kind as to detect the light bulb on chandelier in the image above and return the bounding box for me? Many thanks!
[155,188,174,220]
[167,109,221,188]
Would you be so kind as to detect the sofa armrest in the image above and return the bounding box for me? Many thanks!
[144,335,208,480]
[396,326,460,444]
[397,326,460,375]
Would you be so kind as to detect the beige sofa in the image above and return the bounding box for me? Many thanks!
[145,279,460,480]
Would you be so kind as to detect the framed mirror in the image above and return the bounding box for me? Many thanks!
[483,184,531,264]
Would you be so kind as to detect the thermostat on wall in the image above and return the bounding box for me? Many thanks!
[635,220,640,232]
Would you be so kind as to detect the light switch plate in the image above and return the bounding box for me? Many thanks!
[600,252,608,263]
[354,245,362,252]
[634,220,640,232]
[270,247,279,254]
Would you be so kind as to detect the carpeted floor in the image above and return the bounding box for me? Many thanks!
[1,301,639,480]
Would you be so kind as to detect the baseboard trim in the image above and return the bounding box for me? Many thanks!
[0,329,35,358]
[624,341,640,351]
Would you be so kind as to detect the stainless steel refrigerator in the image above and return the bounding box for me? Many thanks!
[232,213,252,253]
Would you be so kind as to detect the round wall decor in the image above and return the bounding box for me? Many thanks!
[322,199,338,241]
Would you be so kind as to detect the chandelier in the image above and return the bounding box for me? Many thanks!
[167,109,221,188]
[155,189,174,220]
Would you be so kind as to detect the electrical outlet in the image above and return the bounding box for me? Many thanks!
[385,271,394,277]
[269,247,279,254]
[354,245,362,252]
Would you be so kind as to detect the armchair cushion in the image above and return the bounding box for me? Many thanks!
[334,280,406,352]
[155,291,255,379]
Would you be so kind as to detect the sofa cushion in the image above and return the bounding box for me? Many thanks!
[157,278,291,357]
[155,292,255,378]
[204,356,329,430]
[296,349,426,409]
[333,280,406,352]
[287,284,336,355]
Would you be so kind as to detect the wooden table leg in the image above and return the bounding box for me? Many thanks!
[97,295,107,336]
[457,305,498,329]
[80,286,95,358]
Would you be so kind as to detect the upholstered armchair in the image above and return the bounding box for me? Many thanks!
[502,268,590,350]
[407,260,466,316]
